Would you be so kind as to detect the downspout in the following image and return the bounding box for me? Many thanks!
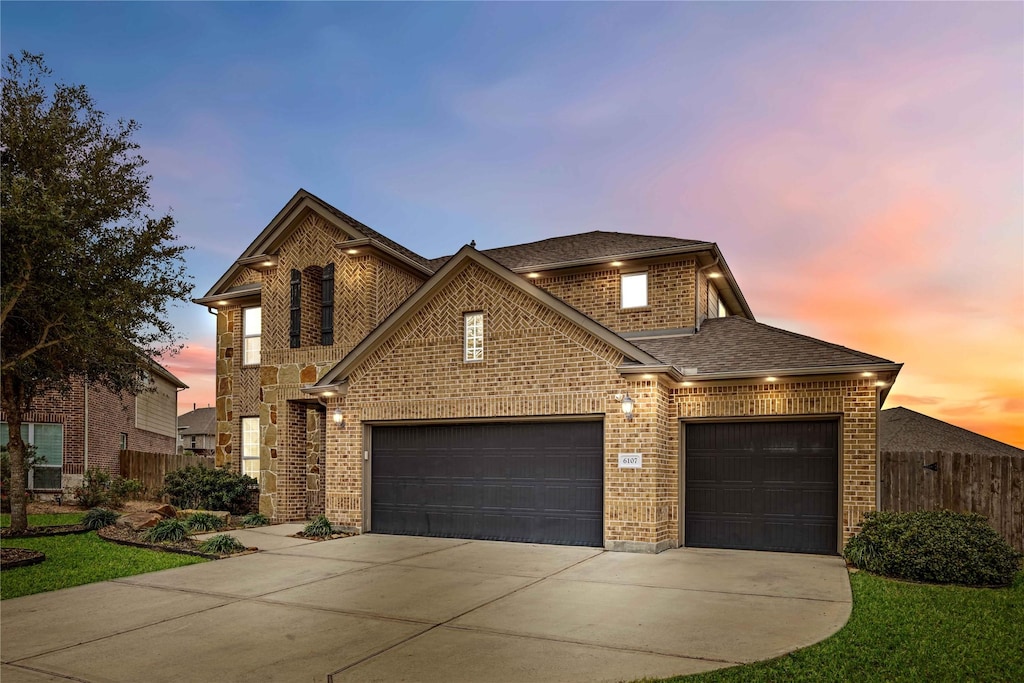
[83,383,89,473]
[695,257,720,332]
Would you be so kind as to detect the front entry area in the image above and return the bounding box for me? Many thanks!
[370,421,603,546]
[684,420,840,554]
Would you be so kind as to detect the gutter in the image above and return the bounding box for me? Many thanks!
[614,360,905,382]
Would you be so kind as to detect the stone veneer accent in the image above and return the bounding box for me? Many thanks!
[214,212,425,519]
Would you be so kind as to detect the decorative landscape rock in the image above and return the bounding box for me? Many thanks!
[117,511,165,531]
[177,509,230,524]
[148,504,177,519]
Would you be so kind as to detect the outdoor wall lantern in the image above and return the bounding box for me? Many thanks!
[332,408,344,426]
[615,393,636,422]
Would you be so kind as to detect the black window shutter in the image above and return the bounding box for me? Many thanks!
[321,263,335,346]
[289,269,301,348]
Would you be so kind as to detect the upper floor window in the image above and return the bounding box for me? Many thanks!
[243,306,262,365]
[718,298,727,318]
[621,272,648,309]
[464,312,484,362]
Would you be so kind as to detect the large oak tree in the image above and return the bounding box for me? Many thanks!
[1,52,192,531]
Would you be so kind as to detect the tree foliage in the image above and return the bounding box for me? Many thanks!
[0,52,192,531]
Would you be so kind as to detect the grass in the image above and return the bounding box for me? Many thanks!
[1,532,207,600]
[1,512,86,528]
[647,570,1024,683]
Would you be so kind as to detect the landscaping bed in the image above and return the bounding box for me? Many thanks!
[97,524,255,560]
[0,547,45,570]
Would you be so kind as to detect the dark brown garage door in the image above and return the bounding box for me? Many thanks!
[371,422,603,547]
[685,420,839,554]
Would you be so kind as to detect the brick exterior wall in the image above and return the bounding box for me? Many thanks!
[534,259,696,333]
[209,208,882,551]
[1,377,177,490]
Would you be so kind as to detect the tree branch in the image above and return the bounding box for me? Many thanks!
[0,316,66,372]
[0,253,33,327]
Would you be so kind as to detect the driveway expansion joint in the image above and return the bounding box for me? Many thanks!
[543,576,853,604]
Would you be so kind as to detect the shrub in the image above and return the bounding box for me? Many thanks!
[303,515,333,538]
[241,512,270,527]
[198,534,246,554]
[82,507,118,530]
[186,512,225,532]
[143,518,191,543]
[73,469,113,508]
[845,510,1021,586]
[162,466,257,514]
[110,477,145,502]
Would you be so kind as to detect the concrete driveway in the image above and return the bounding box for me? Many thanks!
[2,527,851,683]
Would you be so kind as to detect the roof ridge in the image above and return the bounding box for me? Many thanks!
[710,316,893,364]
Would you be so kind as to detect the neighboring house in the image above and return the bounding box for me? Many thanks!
[177,406,217,456]
[194,189,902,555]
[0,361,187,492]
[879,407,1023,457]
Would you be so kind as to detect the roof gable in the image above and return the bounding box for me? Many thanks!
[200,189,430,300]
[310,245,663,391]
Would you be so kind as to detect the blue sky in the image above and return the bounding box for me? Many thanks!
[3,2,1022,445]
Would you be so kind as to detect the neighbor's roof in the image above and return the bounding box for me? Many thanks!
[879,406,1023,457]
[177,406,216,436]
[632,316,897,378]
[429,231,710,272]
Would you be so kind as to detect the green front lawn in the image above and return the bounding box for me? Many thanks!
[1,532,207,600]
[651,570,1024,683]
[1,512,86,527]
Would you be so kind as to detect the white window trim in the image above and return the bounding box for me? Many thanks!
[621,271,648,309]
[243,307,262,366]
[464,311,484,362]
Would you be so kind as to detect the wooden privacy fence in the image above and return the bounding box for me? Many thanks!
[119,450,214,497]
[879,451,1024,552]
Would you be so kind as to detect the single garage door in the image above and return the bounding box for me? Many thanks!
[685,420,839,554]
[371,421,603,546]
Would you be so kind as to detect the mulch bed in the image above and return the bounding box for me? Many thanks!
[1,524,89,539]
[289,531,356,542]
[1,547,46,570]
[97,525,256,560]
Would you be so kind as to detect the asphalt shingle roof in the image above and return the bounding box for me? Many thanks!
[632,316,893,375]
[429,231,708,272]
[879,407,1023,457]
[177,407,216,436]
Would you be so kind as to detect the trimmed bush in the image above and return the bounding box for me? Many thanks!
[198,534,246,554]
[162,466,257,515]
[241,512,270,527]
[845,510,1021,586]
[186,512,225,532]
[143,518,190,543]
[82,507,118,530]
[110,477,145,502]
[303,515,333,538]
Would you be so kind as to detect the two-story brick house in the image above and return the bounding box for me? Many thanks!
[195,189,901,554]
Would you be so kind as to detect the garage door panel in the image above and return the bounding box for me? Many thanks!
[372,422,603,547]
[686,420,838,554]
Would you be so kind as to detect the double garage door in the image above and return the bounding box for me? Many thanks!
[371,422,603,547]
[685,420,840,554]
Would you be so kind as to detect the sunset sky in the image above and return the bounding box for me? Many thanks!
[4,2,1022,447]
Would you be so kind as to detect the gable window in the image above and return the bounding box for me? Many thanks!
[1,422,64,490]
[621,272,648,309]
[464,312,484,362]
[241,417,260,485]
[243,307,262,365]
[290,269,301,348]
[321,263,335,345]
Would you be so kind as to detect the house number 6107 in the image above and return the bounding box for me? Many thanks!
[618,453,642,469]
